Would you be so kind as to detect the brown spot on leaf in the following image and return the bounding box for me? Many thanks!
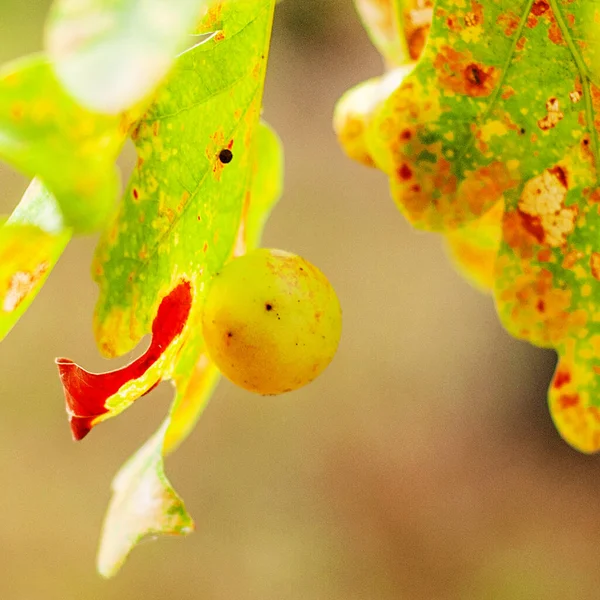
[497,12,519,37]
[553,368,571,389]
[590,253,600,281]
[517,166,575,247]
[548,21,565,45]
[218,148,233,164]
[537,248,553,262]
[548,165,567,188]
[403,3,432,59]
[397,164,413,180]
[130,123,141,141]
[434,47,498,97]
[3,263,49,312]
[518,212,546,244]
[562,249,584,269]
[537,97,564,130]
[531,1,549,16]
[501,87,516,100]
[559,393,580,409]
[408,27,428,60]
[464,64,492,96]
[464,1,483,27]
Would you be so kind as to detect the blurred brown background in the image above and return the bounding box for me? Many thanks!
[1,1,599,599]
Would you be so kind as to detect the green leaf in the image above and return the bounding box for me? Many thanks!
[237,122,284,251]
[336,1,600,453]
[92,0,276,358]
[45,0,211,114]
[0,56,126,232]
[0,179,71,340]
[97,120,283,578]
[52,0,280,574]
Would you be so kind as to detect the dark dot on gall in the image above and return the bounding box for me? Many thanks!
[520,127,526,134]
[227,331,233,338]
[219,149,233,164]
[265,303,273,311]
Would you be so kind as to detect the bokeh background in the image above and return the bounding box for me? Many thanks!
[1,1,599,599]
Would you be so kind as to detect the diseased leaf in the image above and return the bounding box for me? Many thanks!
[51,0,280,574]
[56,0,276,431]
[45,0,211,114]
[0,179,71,340]
[97,120,283,578]
[0,56,126,232]
[92,0,276,359]
[337,0,600,452]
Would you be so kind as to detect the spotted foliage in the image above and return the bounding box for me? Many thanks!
[338,0,600,452]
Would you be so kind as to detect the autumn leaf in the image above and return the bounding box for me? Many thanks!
[96,121,283,578]
[92,0,276,359]
[0,179,71,340]
[53,0,279,574]
[45,0,211,114]
[337,0,600,452]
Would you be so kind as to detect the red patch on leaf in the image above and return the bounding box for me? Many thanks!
[397,164,413,181]
[531,1,549,16]
[56,281,193,441]
[558,393,579,410]
[553,369,571,389]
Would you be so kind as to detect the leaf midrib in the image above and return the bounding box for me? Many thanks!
[454,0,535,166]
[551,0,600,184]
